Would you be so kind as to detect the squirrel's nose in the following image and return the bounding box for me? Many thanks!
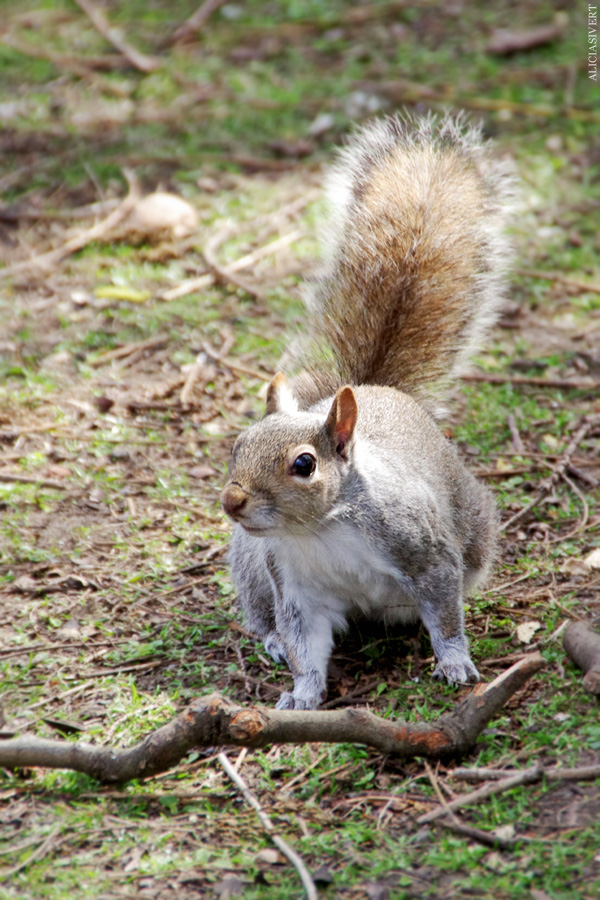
[221,484,249,520]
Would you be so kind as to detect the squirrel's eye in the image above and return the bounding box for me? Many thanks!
[291,452,316,478]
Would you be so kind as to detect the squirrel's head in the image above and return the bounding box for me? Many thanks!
[221,373,358,537]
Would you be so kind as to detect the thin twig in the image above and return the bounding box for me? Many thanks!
[172,0,228,43]
[202,340,272,381]
[0,472,66,490]
[501,414,600,532]
[507,414,525,453]
[0,171,141,279]
[417,767,543,824]
[461,372,599,391]
[517,268,600,296]
[74,0,160,72]
[87,336,168,368]
[218,752,318,900]
[423,760,517,850]
[551,471,589,541]
[0,826,63,880]
[0,34,122,88]
[162,218,308,301]
[355,80,600,124]
[451,763,600,784]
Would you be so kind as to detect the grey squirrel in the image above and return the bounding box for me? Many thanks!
[221,113,514,710]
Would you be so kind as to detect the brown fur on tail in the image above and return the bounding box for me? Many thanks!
[288,113,515,411]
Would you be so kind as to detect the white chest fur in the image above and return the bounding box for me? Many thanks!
[270,522,419,629]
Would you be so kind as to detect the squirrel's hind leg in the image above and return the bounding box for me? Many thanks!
[412,554,480,686]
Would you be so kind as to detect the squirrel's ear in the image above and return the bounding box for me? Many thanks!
[266,372,299,416]
[325,386,358,456]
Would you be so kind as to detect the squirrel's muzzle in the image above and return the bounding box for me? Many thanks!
[221,483,249,521]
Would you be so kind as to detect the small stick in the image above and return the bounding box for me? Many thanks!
[549,471,589,542]
[423,761,517,849]
[218,752,318,900]
[0,472,66,490]
[162,226,306,301]
[0,171,140,279]
[501,414,600,532]
[354,80,600,124]
[74,0,160,72]
[172,0,228,43]
[0,826,62,880]
[0,34,116,87]
[202,341,272,381]
[565,464,598,489]
[451,764,600,784]
[461,372,599,391]
[284,751,329,791]
[507,414,525,453]
[88,336,168,368]
[517,268,600,296]
[180,363,208,405]
[417,767,542,824]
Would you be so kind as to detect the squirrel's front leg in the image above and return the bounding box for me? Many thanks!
[274,595,334,710]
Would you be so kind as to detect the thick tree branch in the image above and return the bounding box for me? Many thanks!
[564,620,600,695]
[0,655,545,784]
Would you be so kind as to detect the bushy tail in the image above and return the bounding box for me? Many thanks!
[289,112,515,411]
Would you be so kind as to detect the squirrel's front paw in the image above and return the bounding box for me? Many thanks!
[275,692,320,710]
[275,673,325,710]
[432,656,480,686]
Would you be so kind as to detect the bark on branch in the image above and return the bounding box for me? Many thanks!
[0,655,545,784]
[564,620,600,696]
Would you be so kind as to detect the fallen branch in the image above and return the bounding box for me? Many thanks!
[501,414,600,532]
[219,752,317,900]
[563,620,600,696]
[450,763,600,784]
[0,171,140,279]
[0,655,545,784]
[74,0,160,72]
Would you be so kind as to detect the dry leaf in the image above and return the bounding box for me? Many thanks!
[255,848,284,865]
[561,557,592,576]
[486,24,564,55]
[189,464,217,480]
[583,548,600,570]
[493,824,515,841]
[124,192,198,240]
[213,874,244,898]
[516,621,542,644]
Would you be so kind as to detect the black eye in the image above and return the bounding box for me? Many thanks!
[291,453,316,478]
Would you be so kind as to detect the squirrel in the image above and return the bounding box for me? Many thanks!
[220,113,514,710]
